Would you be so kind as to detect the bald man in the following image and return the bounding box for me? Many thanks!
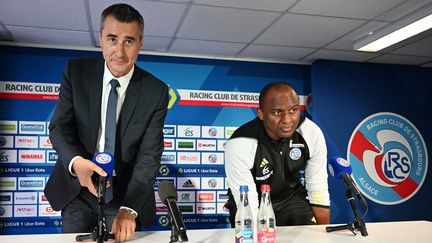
[225,82,330,226]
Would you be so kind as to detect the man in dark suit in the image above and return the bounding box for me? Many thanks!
[44,3,168,242]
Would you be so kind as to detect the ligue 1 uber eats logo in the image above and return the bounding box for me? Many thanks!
[347,112,428,205]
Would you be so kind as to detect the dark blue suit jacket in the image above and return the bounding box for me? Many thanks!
[44,57,168,226]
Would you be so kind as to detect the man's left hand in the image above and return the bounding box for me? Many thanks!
[111,209,136,242]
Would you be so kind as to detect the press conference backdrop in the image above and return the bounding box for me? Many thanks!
[0,46,430,234]
[0,46,311,234]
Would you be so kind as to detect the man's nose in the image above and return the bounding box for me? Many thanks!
[114,43,126,57]
[281,112,292,123]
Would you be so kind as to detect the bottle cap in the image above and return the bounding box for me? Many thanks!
[239,185,249,192]
[261,184,271,192]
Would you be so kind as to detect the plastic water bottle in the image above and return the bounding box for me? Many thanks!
[257,184,276,243]
[235,185,254,243]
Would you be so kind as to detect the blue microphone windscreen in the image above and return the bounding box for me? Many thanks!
[92,152,115,176]
[328,156,352,178]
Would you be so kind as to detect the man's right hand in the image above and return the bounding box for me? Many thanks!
[72,158,107,197]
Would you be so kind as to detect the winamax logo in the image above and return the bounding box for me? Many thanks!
[348,112,428,205]
[19,150,45,163]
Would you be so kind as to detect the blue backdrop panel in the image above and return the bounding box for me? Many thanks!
[311,60,432,224]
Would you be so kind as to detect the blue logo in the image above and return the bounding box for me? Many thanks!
[161,154,175,162]
[95,153,112,164]
[348,112,428,205]
[0,151,9,163]
[20,180,44,188]
[0,195,11,202]
[184,127,194,137]
[163,126,176,136]
[48,152,58,162]
[0,137,6,146]
[218,193,228,200]
[20,124,44,132]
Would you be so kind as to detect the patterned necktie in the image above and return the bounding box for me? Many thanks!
[104,78,119,202]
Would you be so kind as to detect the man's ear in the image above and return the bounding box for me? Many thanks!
[257,108,264,121]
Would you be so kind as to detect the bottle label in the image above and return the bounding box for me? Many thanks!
[258,228,276,243]
[235,229,254,243]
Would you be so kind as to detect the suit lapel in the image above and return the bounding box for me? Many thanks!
[88,59,104,153]
[120,67,143,137]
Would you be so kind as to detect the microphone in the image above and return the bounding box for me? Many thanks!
[328,156,367,208]
[92,152,115,202]
[92,152,115,176]
[158,181,188,242]
[76,152,115,242]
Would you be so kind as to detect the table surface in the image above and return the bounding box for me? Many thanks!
[0,220,431,243]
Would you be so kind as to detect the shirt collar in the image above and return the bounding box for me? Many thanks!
[103,63,135,86]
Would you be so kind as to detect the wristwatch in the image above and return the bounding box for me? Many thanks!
[122,208,138,218]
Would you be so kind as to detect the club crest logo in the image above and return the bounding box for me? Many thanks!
[347,112,428,205]
[95,153,112,164]
[289,148,302,160]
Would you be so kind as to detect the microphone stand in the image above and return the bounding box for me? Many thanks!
[76,176,115,243]
[326,190,368,236]
[168,210,189,242]
[169,220,180,243]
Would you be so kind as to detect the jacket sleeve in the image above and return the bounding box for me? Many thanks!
[121,83,169,223]
[49,60,88,170]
